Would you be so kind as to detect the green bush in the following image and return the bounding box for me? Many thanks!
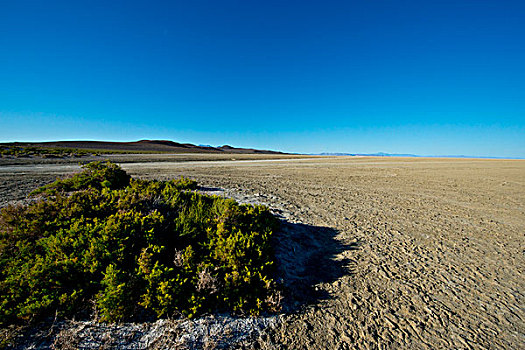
[0,161,280,325]
[30,160,131,195]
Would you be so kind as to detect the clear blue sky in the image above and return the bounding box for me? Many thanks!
[1,0,524,157]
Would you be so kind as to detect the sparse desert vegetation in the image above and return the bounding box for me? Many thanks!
[0,155,523,349]
[0,146,97,158]
[0,146,158,159]
[0,161,280,335]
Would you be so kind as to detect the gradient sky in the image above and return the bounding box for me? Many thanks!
[1,0,524,157]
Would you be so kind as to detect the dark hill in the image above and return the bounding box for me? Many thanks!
[1,140,285,154]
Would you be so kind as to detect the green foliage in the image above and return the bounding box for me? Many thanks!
[0,161,280,326]
[30,161,131,196]
[96,264,135,322]
[0,146,168,158]
[0,146,95,158]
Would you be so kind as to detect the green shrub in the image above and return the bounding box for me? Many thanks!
[0,161,280,325]
[30,161,131,195]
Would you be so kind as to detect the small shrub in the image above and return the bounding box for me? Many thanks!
[30,161,131,196]
[0,161,280,326]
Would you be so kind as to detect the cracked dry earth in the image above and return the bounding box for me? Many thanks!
[1,156,524,349]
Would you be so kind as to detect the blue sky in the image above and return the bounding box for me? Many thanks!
[1,0,524,157]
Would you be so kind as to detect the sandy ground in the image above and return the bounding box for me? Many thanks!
[1,155,524,349]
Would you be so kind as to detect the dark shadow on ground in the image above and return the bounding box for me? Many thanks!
[197,185,224,192]
[273,221,360,313]
[3,188,359,349]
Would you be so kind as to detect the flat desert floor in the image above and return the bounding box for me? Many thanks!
[1,155,524,349]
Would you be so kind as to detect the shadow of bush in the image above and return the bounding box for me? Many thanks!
[273,221,359,312]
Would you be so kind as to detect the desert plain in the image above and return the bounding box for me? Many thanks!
[0,154,524,349]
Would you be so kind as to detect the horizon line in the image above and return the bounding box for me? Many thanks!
[0,139,523,160]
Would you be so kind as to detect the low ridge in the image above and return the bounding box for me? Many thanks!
[0,140,285,155]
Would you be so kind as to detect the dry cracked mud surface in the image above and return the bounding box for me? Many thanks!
[1,155,524,349]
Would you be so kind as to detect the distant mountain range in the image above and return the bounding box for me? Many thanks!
[315,152,523,159]
[317,152,419,157]
[1,140,286,155]
[2,141,521,159]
